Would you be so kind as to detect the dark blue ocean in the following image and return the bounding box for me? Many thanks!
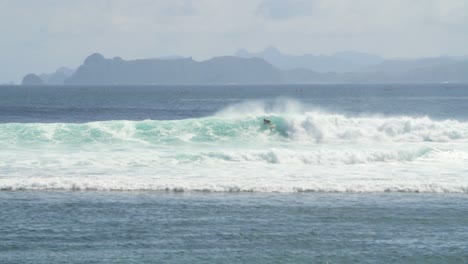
[1,84,467,263]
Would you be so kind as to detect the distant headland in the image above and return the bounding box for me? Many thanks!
[21,48,468,85]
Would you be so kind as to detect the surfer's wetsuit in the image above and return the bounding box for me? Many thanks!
[264,119,275,130]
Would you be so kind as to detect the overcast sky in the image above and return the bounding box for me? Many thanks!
[1,0,468,83]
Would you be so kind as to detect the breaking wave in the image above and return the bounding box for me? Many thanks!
[1,100,468,193]
[1,101,467,146]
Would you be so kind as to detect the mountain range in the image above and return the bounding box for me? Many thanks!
[235,46,384,73]
[64,53,281,85]
[21,48,468,85]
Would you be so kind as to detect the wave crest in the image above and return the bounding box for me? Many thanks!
[1,111,467,146]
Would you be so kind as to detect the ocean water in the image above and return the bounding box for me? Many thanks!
[1,84,468,263]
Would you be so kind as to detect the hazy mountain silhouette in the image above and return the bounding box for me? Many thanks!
[359,57,455,73]
[39,67,75,85]
[65,53,282,85]
[21,73,43,85]
[21,51,468,85]
[235,46,384,72]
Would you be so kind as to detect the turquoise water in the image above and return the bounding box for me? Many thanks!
[1,84,468,263]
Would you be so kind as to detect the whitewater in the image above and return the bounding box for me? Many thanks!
[1,98,467,193]
[3,85,468,264]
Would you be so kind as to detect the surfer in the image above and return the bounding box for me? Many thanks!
[263,119,276,129]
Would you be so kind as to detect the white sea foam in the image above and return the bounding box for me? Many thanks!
[1,100,468,193]
[1,175,467,193]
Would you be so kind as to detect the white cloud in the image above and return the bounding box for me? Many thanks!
[256,0,316,20]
